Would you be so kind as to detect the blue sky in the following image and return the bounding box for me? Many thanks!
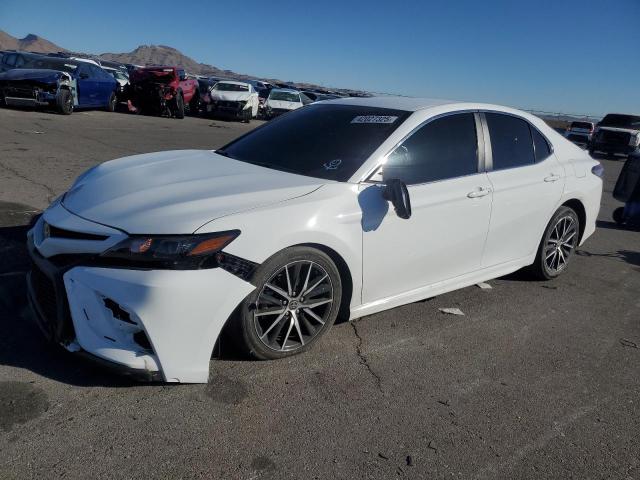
[2,0,639,116]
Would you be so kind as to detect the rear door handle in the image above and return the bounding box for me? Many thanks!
[544,174,561,182]
[467,187,492,198]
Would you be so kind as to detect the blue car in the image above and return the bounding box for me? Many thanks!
[0,56,117,114]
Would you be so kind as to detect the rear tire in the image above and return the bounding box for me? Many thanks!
[189,90,200,115]
[105,92,116,112]
[529,206,580,280]
[56,89,73,115]
[235,246,342,360]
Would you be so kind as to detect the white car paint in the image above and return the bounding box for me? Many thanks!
[27,97,602,383]
[264,88,303,116]
[208,80,259,118]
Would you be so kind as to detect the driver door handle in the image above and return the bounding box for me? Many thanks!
[467,187,492,198]
[544,173,561,182]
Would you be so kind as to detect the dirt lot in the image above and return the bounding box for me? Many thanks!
[0,108,639,480]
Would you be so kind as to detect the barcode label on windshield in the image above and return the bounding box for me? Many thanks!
[351,115,398,124]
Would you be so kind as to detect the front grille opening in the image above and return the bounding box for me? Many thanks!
[103,298,136,325]
[133,331,152,351]
[48,224,109,241]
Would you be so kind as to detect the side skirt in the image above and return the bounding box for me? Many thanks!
[349,256,533,320]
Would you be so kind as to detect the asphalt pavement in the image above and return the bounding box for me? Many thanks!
[0,107,638,480]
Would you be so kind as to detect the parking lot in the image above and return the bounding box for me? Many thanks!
[0,108,639,479]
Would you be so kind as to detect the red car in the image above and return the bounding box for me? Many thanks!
[127,66,199,118]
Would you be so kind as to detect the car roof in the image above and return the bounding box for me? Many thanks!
[322,95,546,119]
[215,80,250,86]
[270,88,299,94]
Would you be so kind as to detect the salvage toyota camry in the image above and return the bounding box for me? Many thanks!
[27,97,603,382]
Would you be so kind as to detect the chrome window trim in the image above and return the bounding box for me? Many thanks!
[361,109,483,186]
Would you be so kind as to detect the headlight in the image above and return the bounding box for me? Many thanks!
[101,230,240,269]
[629,133,640,146]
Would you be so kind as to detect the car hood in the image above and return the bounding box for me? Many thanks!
[266,99,301,110]
[62,150,325,234]
[210,90,253,102]
[0,68,70,83]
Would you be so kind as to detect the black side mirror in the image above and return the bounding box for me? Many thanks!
[382,178,411,219]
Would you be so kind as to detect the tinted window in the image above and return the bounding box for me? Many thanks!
[14,55,25,68]
[383,113,478,185]
[486,113,535,170]
[600,114,640,129]
[531,127,552,162]
[4,53,16,66]
[218,104,410,182]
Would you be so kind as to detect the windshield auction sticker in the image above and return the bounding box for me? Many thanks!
[351,115,398,124]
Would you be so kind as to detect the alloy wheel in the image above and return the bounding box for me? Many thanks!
[544,215,578,273]
[254,260,333,352]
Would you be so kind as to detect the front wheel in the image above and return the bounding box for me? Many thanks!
[529,206,580,280]
[173,92,185,119]
[56,89,73,115]
[236,247,342,360]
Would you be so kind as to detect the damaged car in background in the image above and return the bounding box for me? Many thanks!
[263,88,313,119]
[0,56,118,114]
[206,80,259,122]
[127,66,199,119]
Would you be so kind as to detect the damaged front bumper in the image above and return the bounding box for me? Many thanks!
[207,100,249,118]
[3,84,58,107]
[26,207,255,383]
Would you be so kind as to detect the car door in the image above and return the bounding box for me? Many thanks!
[75,63,96,106]
[361,112,494,304]
[93,65,115,106]
[480,112,565,267]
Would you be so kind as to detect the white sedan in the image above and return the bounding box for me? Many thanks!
[27,97,603,383]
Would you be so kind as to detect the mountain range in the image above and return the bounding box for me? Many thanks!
[0,30,357,92]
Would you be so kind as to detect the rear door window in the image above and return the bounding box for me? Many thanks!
[485,113,535,170]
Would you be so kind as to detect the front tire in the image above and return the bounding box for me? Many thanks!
[173,91,185,119]
[236,247,342,360]
[529,206,580,280]
[56,89,73,115]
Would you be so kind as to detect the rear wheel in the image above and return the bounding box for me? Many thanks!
[529,206,580,280]
[613,207,625,225]
[189,90,200,115]
[105,92,116,112]
[236,247,342,360]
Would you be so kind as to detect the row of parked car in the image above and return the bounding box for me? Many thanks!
[0,50,369,121]
[563,114,640,157]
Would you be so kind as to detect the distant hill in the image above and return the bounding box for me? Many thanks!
[0,30,363,93]
[0,31,67,53]
[99,44,240,79]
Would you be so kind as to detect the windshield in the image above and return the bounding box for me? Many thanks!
[600,114,640,129]
[23,58,78,73]
[269,91,300,102]
[217,104,410,181]
[214,82,249,92]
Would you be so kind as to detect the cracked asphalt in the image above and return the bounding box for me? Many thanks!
[0,108,639,479]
